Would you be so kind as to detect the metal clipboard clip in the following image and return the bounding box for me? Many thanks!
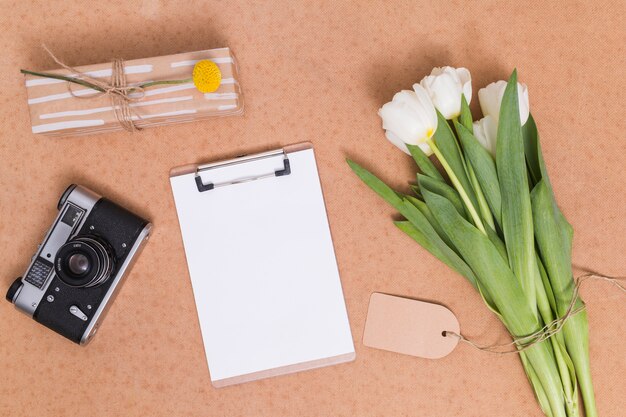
[194,148,291,192]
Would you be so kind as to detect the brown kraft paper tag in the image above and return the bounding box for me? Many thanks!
[363,292,460,359]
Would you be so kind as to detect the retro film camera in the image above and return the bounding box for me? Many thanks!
[5,185,151,345]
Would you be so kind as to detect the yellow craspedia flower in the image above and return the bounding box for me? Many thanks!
[192,60,222,93]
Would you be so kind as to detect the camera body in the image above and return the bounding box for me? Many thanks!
[6,185,151,345]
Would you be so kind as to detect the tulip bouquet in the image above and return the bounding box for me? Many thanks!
[348,67,596,417]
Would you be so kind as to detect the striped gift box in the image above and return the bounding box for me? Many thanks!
[23,47,244,137]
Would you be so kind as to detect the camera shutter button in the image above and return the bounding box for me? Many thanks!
[69,305,88,321]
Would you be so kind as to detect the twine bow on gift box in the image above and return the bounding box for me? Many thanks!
[21,45,223,132]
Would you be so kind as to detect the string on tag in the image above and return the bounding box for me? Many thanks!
[444,272,626,355]
[42,45,143,132]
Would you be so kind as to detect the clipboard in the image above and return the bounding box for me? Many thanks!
[169,142,355,387]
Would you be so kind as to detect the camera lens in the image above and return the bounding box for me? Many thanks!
[68,253,90,275]
[54,237,115,288]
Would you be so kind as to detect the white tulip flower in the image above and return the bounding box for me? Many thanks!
[478,80,529,125]
[473,115,498,157]
[378,85,438,155]
[419,66,472,120]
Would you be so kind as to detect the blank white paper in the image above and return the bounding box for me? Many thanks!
[170,147,354,385]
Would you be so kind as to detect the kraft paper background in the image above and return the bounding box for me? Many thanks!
[0,1,624,416]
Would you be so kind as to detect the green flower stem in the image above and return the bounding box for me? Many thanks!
[520,351,554,417]
[20,69,192,92]
[535,263,578,416]
[137,78,192,89]
[450,116,496,230]
[426,137,486,234]
[468,163,496,229]
[20,69,105,92]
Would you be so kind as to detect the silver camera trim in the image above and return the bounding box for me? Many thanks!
[13,186,100,316]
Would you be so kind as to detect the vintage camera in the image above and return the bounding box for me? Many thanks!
[5,184,152,345]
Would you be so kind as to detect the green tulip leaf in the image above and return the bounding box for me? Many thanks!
[485,224,508,262]
[421,189,572,417]
[432,111,480,211]
[522,114,542,186]
[495,69,537,310]
[405,195,457,253]
[346,159,403,208]
[406,144,444,181]
[531,179,595,416]
[417,174,468,219]
[525,112,593,416]
[394,221,477,288]
[347,159,478,287]
[459,94,474,133]
[519,352,554,417]
[421,187,537,333]
[456,121,502,227]
[409,183,423,198]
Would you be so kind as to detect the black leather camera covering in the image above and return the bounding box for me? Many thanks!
[34,198,148,344]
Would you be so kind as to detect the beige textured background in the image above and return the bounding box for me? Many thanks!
[0,1,624,416]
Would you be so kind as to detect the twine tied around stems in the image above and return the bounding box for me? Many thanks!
[41,45,143,132]
[444,272,626,354]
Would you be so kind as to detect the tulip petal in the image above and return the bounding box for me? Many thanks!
[412,84,438,133]
[392,90,434,143]
[380,96,421,143]
[416,142,433,156]
[378,86,439,155]
[478,79,530,125]
[478,80,507,122]
[419,66,469,120]
[456,67,472,105]
[473,116,498,157]
[518,83,530,125]
[384,130,410,154]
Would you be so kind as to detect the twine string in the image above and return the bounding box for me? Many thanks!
[42,45,143,132]
[444,273,626,354]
